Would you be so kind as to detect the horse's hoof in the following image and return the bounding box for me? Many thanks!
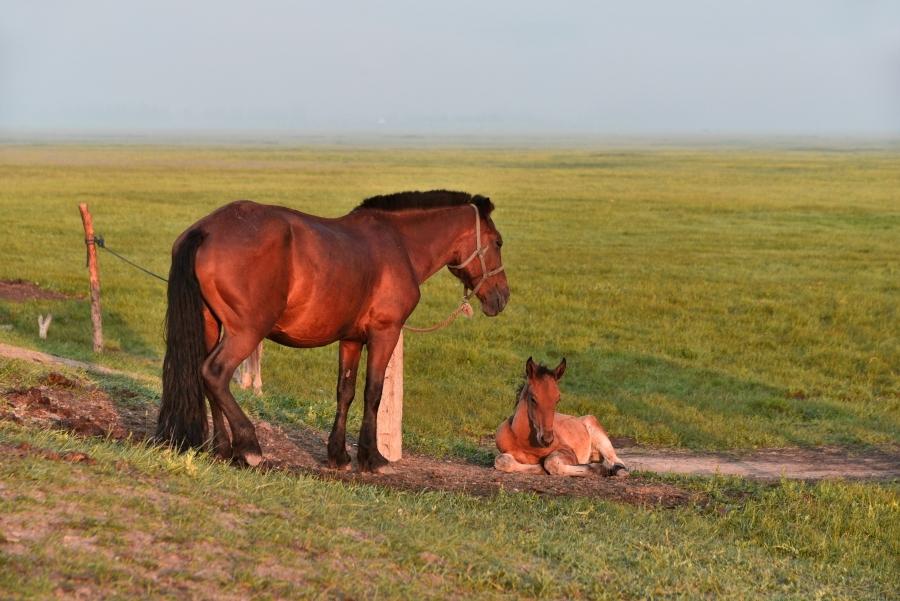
[325,459,353,471]
[357,456,393,474]
[236,451,263,468]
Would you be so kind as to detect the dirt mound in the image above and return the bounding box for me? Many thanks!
[1,373,153,440]
[253,422,693,507]
[0,279,74,302]
[0,373,693,507]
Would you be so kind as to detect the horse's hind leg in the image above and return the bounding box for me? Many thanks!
[543,449,594,477]
[494,453,546,475]
[583,416,628,477]
[202,332,264,466]
[202,306,231,459]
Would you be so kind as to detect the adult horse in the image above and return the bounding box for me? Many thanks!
[155,191,509,473]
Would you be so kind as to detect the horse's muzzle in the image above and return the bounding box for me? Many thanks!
[539,431,555,447]
[480,285,510,316]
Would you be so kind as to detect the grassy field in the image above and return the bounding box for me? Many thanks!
[1,361,897,600]
[0,143,897,453]
[0,142,898,598]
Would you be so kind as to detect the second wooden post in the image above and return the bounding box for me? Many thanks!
[377,330,404,461]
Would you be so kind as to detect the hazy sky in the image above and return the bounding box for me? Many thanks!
[2,1,898,134]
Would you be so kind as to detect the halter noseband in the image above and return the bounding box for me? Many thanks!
[449,204,505,300]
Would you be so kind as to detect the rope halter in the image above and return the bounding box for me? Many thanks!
[449,203,505,300]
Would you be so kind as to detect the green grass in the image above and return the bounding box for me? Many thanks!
[0,144,896,454]
[0,143,897,597]
[1,409,897,600]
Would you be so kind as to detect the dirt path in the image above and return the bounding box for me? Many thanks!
[1,343,897,507]
[0,343,156,384]
[618,447,899,481]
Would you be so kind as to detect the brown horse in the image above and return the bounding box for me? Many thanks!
[155,191,509,473]
[495,358,628,477]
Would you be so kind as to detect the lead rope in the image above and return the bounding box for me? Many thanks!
[402,204,502,334]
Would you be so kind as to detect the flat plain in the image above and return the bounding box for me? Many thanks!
[0,142,897,599]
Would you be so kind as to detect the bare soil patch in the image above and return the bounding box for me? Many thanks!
[0,279,75,302]
[1,343,897,507]
[0,373,693,507]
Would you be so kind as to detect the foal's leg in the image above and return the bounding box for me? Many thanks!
[326,340,362,470]
[202,332,264,466]
[494,453,546,475]
[202,306,231,460]
[583,416,628,477]
[356,328,401,473]
[543,448,595,477]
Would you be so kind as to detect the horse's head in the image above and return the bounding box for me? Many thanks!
[447,196,510,316]
[521,356,566,447]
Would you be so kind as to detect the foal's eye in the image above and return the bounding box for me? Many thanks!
[495,239,503,248]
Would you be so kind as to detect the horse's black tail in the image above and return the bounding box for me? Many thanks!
[155,228,208,451]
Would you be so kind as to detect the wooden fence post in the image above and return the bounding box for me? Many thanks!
[377,330,404,461]
[235,342,264,395]
[78,203,103,353]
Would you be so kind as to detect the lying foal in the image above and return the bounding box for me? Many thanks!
[495,358,628,477]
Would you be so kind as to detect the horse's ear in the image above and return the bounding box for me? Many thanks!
[525,356,536,379]
[554,358,566,380]
[472,195,494,217]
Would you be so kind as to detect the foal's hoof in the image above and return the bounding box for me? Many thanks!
[610,463,629,478]
[495,454,515,472]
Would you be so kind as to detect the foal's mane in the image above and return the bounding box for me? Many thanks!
[353,190,494,218]
[514,362,557,407]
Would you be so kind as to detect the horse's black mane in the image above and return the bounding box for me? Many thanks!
[353,190,494,217]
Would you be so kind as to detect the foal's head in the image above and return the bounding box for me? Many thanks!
[520,356,567,447]
[447,195,510,316]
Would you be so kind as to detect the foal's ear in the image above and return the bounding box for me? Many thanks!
[525,356,537,379]
[554,358,567,381]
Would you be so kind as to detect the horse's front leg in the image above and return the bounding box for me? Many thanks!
[326,340,362,470]
[356,328,401,473]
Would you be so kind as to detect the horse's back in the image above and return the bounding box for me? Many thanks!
[185,200,416,346]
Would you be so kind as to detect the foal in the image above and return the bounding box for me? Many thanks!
[495,358,628,477]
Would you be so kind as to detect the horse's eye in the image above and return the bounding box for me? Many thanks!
[496,239,503,248]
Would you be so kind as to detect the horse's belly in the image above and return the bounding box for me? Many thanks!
[269,306,364,347]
